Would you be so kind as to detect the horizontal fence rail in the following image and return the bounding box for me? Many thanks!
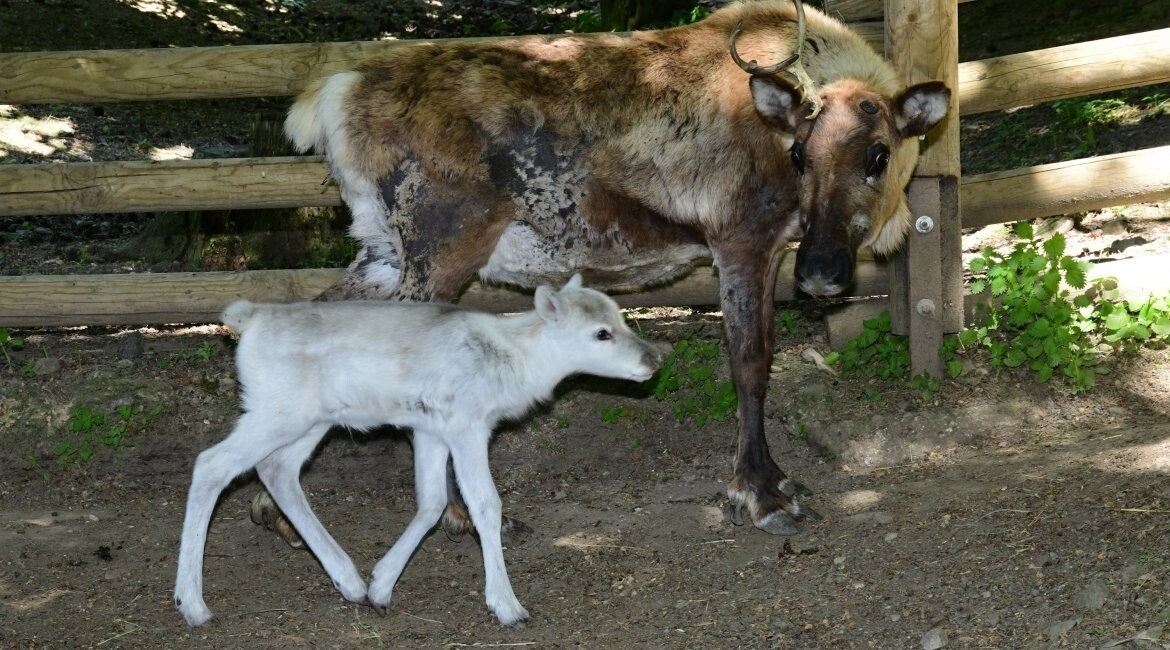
[0,157,336,217]
[958,28,1170,115]
[0,258,893,327]
[2,12,1168,327]
[4,27,1167,117]
[8,146,1170,222]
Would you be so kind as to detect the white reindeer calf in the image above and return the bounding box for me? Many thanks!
[174,275,664,627]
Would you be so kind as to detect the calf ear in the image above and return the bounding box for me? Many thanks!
[535,285,563,323]
[563,273,584,290]
[894,81,951,137]
[750,76,804,132]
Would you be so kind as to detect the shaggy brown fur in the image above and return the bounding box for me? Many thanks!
[282,0,950,536]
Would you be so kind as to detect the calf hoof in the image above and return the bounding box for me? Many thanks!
[493,603,531,628]
[249,490,304,549]
[175,595,214,627]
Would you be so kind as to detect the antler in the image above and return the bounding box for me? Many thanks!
[730,0,824,119]
[729,22,799,76]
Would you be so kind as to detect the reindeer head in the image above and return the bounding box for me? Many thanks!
[534,274,666,383]
[748,74,950,296]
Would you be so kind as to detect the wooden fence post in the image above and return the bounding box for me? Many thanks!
[885,0,962,377]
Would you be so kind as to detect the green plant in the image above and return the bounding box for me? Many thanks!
[158,340,217,368]
[666,5,709,27]
[953,222,1170,392]
[651,333,737,427]
[0,327,23,370]
[1050,96,1128,156]
[489,18,514,34]
[54,403,161,467]
[776,309,800,336]
[571,9,605,32]
[600,404,650,428]
[822,311,910,381]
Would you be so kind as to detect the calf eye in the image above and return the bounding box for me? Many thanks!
[595,328,613,341]
[789,141,806,175]
[865,142,890,178]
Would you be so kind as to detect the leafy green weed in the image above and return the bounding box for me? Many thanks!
[651,333,737,427]
[54,403,163,467]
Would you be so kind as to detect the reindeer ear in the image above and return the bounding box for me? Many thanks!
[750,76,804,132]
[563,273,584,290]
[534,285,562,323]
[895,81,951,137]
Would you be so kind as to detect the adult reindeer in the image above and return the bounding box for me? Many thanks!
[264,0,949,537]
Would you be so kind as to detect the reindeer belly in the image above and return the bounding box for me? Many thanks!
[476,135,710,291]
[480,221,709,290]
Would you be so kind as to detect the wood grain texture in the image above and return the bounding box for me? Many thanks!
[4,24,1164,117]
[0,41,407,104]
[885,0,962,368]
[885,0,960,176]
[822,0,974,22]
[959,28,1170,115]
[0,29,891,105]
[0,156,336,217]
[961,145,1170,229]
[0,258,893,327]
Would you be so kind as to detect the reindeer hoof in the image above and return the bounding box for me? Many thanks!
[753,509,801,536]
[797,504,822,523]
[778,477,813,498]
[726,502,746,527]
[249,491,304,549]
[501,516,534,543]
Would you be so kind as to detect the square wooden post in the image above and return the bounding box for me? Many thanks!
[885,0,963,378]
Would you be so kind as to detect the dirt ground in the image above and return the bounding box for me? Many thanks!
[3,0,1170,648]
[1,305,1169,648]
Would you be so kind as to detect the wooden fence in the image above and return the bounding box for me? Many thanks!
[2,1,1170,369]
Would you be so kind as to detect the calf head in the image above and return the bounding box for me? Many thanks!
[749,75,951,296]
[534,274,666,382]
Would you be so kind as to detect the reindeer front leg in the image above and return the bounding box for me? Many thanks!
[712,241,821,536]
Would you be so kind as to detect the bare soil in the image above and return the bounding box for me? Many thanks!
[3,1,1170,648]
[2,310,1169,648]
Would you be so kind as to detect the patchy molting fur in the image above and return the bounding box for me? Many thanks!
[284,0,949,534]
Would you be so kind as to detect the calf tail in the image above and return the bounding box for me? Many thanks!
[221,300,259,334]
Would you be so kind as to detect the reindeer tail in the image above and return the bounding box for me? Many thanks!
[284,71,362,155]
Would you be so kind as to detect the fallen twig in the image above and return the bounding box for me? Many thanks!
[95,620,141,647]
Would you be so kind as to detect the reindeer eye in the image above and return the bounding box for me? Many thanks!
[865,142,890,178]
[789,141,806,175]
[595,328,613,342]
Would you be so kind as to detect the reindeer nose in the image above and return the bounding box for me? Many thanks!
[795,249,853,297]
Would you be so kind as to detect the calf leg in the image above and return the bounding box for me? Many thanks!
[254,424,367,605]
[368,433,450,613]
[448,429,529,626]
[175,412,310,626]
